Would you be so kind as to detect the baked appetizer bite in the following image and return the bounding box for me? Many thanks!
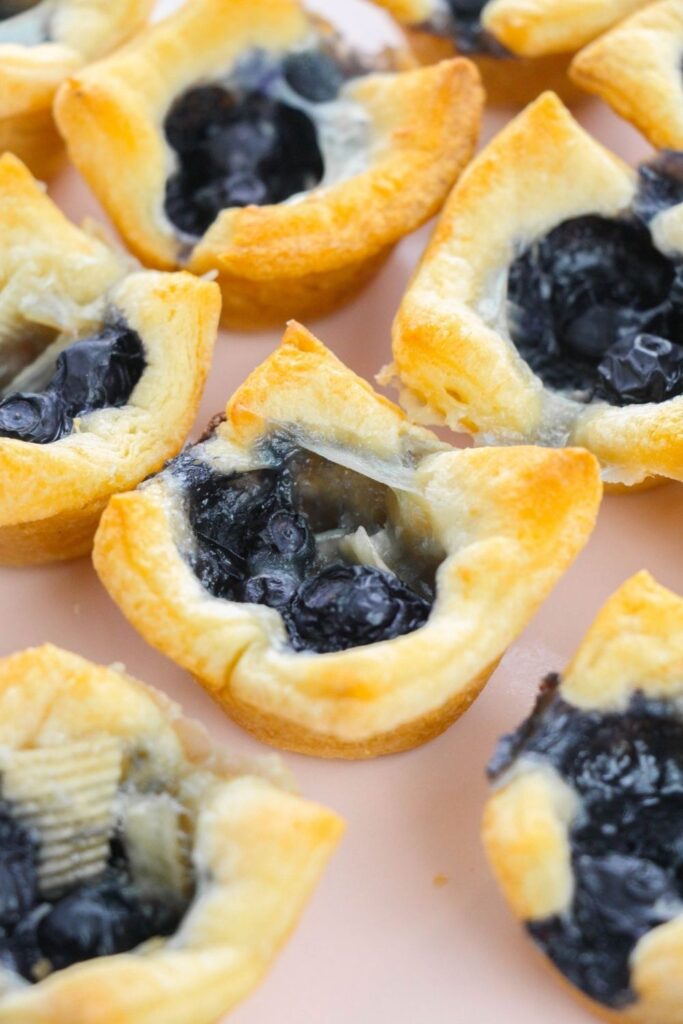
[572,0,683,152]
[483,571,683,1023]
[54,0,483,329]
[0,643,342,1024]
[0,0,150,179]
[93,321,601,759]
[388,92,683,489]
[0,153,219,566]
[369,0,650,104]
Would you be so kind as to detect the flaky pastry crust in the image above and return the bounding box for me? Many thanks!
[0,154,219,566]
[571,0,683,152]
[0,643,342,1024]
[54,0,483,328]
[369,0,650,102]
[483,572,683,1024]
[388,92,683,487]
[93,321,601,759]
[0,0,151,178]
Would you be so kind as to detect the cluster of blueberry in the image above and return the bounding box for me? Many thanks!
[489,677,683,1008]
[164,50,344,237]
[0,324,145,444]
[508,153,683,406]
[0,809,181,982]
[184,453,432,654]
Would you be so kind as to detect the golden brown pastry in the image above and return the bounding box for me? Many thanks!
[0,153,219,566]
[54,0,483,329]
[0,0,151,179]
[368,0,651,104]
[483,571,683,1024]
[572,0,683,152]
[388,92,683,489]
[93,321,602,760]
[0,643,342,1024]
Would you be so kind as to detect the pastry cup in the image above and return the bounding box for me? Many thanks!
[0,643,342,1024]
[93,321,601,760]
[388,92,683,488]
[0,0,151,179]
[483,571,683,1024]
[369,0,649,104]
[0,154,219,566]
[571,0,683,151]
[54,0,483,329]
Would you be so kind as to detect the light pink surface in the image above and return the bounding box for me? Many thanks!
[3,3,682,1022]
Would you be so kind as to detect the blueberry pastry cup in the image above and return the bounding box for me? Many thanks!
[368,0,648,104]
[0,154,219,566]
[388,93,683,488]
[93,321,601,759]
[571,0,683,152]
[483,572,683,1023]
[0,0,151,179]
[53,0,483,329]
[0,643,342,1024]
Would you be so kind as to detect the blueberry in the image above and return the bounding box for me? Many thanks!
[0,325,144,446]
[493,683,683,1009]
[0,392,70,444]
[595,333,683,405]
[0,810,39,931]
[283,51,343,103]
[163,84,324,237]
[286,564,431,654]
[164,86,236,154]
[36,876,178,972]
[634,151,683,224]
[242,572,299,609]
[261,510,312,557]
[507,215,680,401]
[53,326,145,417]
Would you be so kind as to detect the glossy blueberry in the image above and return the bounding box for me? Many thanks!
[491,683,683,1008]
[183,455,433,652]
[242,572,299,610]
[164,85,324,237]
[0,393,71,444]
[260,510,312,557]
[595,332,683,405]
[507,215,683,400]
[0,325,144,445]
[286,563,431,654]
[0,809,39,931]
[634,151,683,224]
[283,50,343,102]
[53,326,145,416]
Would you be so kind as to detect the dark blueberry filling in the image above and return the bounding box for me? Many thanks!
[424,0,509,58]
[0,810,182,983]
[489,677,683,1009]
[0,324,145,445]
[181,446,435,654]
[163,47,339,238]
[507,214,683,404]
